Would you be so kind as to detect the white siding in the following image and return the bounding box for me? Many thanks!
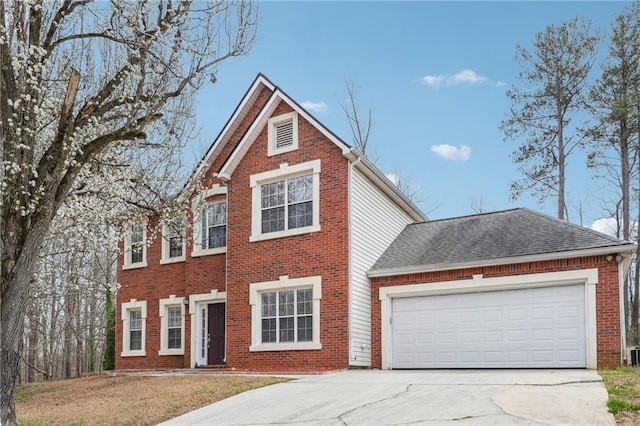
[349,168,415,366]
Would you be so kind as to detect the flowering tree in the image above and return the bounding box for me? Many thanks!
[0,1,256,424]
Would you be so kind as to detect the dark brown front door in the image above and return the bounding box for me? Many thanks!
[207,303,225,365]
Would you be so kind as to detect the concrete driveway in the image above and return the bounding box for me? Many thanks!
[160,369,614,425]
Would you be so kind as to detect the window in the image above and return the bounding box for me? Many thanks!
[261,288,313,344]
[202,202,226,249]
[249,275,321,352]
[159,296,185,355]
[123,221,147,269]
[192,185,228,257]
[129,310,143,350]
[160,218,186,264]
[261,175,313,233]
[250,160,321,242]
[268,112,298,156]
[168,306,182,349]
[121,299,147,357]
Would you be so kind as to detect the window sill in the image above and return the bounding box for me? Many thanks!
[249,225,321,243]
[249,342,322,352]
[121,350,146,357]
[159,256,186,265]
[159,349,184,356]
[122,261,148,271]
[191,247,227,258]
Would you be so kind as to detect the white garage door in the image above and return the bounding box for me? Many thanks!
[391,284,586,368]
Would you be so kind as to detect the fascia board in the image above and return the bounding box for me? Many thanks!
[367,243,637,278]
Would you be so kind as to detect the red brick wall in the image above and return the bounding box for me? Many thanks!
[116,87,352,371]
[224,101,350,371]
[370,256,622,369]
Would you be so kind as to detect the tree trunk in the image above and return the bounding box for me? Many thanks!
[557,104,566,220]
[1,227,46,425]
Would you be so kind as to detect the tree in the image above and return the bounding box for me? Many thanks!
[500,17,601,220]
[584,2,640,341]
[340,79,377,161]
[0,1,257,424]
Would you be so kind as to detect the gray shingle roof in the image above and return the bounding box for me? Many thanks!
[370,208,634,275]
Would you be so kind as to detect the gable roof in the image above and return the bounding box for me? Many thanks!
[369,208,636,277]
[183,73,427,222]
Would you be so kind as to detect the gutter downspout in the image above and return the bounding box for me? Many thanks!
[347,155,362,365]
[220,177,230,365]
[619,253,634,365]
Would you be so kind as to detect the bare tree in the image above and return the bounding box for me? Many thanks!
[500,17,601,220]
[0,1,257,424]
[340,79,377,161]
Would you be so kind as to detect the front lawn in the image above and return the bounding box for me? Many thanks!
[600,368,640,424]
[16,374,289,425]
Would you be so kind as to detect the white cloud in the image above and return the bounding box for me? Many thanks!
[449,69,487,85]
[300,101,328,113]
[420,69,494,88]
[386,173,400,186]
[420,75,446,87]
[430,144,471,162]
[590,217,620,238]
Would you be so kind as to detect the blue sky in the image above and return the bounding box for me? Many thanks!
[193,1,633,230]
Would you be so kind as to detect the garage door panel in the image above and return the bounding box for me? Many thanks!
[391,284,586,368]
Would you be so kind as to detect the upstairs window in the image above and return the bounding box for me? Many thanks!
[261,175,313,233]
[202,202,227,249]
[192,185,228,257]
[250,160,321,242]
[123,221,147,269]
[268,112,298,156]
[160,217,186,264]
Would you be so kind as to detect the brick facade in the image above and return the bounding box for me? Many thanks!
[116,81,351,371]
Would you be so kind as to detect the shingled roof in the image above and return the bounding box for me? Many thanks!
[369,208,635,277]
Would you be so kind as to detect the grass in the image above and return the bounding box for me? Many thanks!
[600,368,640,424]
[15,373,290,426]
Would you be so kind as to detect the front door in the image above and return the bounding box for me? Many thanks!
[207,303,225,365]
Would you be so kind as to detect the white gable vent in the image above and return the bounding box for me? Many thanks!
[268,112,298,156]
[275,121,294,149]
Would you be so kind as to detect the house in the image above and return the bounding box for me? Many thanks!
[116,74,635,372]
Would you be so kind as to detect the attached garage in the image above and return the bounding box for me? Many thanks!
[391,284,586,368]
[369,208,636,370]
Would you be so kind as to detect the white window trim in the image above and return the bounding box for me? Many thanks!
[160,219,186,264]
[159,295,185,356]
[378,269,599,370]
[249,275,322,352]
[192,185,228,257]
[123,220,148,270]
[250,160,321,242]
[121,299,147,357]
[268,111,298,156]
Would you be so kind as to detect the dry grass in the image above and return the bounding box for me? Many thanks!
[15,373,289,426]
[600,368,640,425]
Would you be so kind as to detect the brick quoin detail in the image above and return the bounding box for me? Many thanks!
[370,256,623,370]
